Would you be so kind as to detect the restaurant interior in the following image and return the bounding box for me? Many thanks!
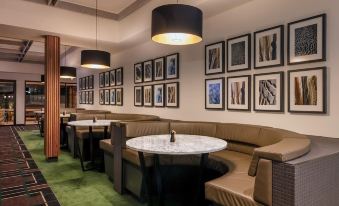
[0,0,339,206]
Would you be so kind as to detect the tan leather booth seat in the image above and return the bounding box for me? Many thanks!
[111,121,310,206]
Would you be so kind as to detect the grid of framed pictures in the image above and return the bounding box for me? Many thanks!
[79,91,94,105]
[79,75,94,105]
[79,75,94,90]
[204,13,327,114]
[98,67,124,106]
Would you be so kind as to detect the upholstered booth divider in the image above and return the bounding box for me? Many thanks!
[104,121,310,206]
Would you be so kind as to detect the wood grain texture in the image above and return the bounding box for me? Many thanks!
[44,35,60,159]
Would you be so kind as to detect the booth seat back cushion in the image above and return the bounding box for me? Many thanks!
[75,113,106,121]
[170,121,217,137]
[105,113,159,121]
[125,121,170,138]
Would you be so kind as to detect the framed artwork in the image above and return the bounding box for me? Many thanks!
[88,91,93,105]
[82,78,85,90]
[288,67,326,113]
[82,91,86,104]
[85,91,89,104]
[205,41,225,75]
[227,75,251,111]
[227,34,251,72]
[288,14,326,65]
[110,89,116,105]
[254,25,284,69]
[254,72,284,112]
[99,90,104,105]
[154,57,165,81]
[166,82,179,107]
[134,63,143,84]
[116,88,123,106]
[143,85,153,107]
[99,73,104,88]
[79,92,82,104]
[154,84,165,107]
[86,77,90,90]
[166,53,179,79]
[88,75,94,89]
[110,70,116,87]
[116,67,123,86]
[134,86,143,107]
[79,78,83,90]
[205,78,225,110]
[104,89,110,105]
[143,60,153,82]
[104,71,110,87]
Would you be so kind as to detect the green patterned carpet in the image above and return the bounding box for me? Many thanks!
[18,130,143,206]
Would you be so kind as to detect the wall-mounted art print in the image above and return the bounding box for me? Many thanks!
[79,78,83,90]
[104,89,110,105]
[227,34,251,72]
[143,85,153,107]
[82,92,86,104]
[99,73,104,88]
[110,70,116,86]
[116,88,123,106]
[288,67,326,113]
[79,92,82,104]
[82,78,86,90]
[99,90,104,105]
[143,60,153,82]
[166,53,179,79]
[166,82,179,107]
[134,63,143,84]
[154,84,165,107]
[88,91,93,104]
[288,14,326,65]
[205,78,225,110]
[116,67,123,86]
[104,71,110,87]
[154,57,165,81]
[254,25,284,69]
[85,77,89,90]
[227,75,251,111]
[85,91,89,104]
[254,72,284,112]
[205,41,225,75]
[134,86,143,106]
[88,75,94,89]
[110,89,116,105]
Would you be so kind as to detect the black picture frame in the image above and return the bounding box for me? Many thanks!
[254,71,284,112]
[166,53,179,80]
[110,88,116,105]
[154,57,165,81]
[254,25,284,69]
[88,75,94,89]
[227,34,251,72]
[165,82,179,108]
[287,14,326,65]
[104,71,110,87]
[110,70,116,87]
[134,63,143,84]
[116,88,123,106]
[153,83,165,107]
[134,86,143,107]
[104,89,110,105]
[143,60,154,82]
[143,85,154,107]
[227,75,251,111]
[79,78,83,90]
[205,77,225,110]
[116,67,123,86]
[99,73,104,88]
[288,67,327,114]
[99,89,104,105]
[88,91,94,105]
[79,92,82,104]
[205,41,225,75]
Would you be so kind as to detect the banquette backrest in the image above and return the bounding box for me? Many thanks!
[105,113,160,121]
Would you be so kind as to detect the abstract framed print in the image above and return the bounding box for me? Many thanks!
[154,84,165,107]
[254,25,284,69]
[85,77,89,90]
[79,92,82,104]
[99,73,104,88]
[110,70,116,87]
[205,78,225,110]
[134,63,143,84]
[82,92,86,104]
[205,41,225,75]
[166,53,179,79]
[288,14,326,65]
[143,60,153,82]
[88,91,93,105]
[288,67,326,113]
[166,82,179,108]
[85,91,89,104]
[227,75,251,111]
[104,89,110,105]
[143,85,153,107]
[79,78,83,90]
[99,89,104,105]
[254,72,284,112]
[227,34,251,72]
[82,78,85,90]
[116,88,123,106]
[88,75,94,89]
[116,67,123,86]
[110,89,116,105]
[134,86,143,106]
[104,71,110,87]
[154,57,165,81]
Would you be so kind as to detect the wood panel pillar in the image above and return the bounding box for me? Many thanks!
[44,35,60,161]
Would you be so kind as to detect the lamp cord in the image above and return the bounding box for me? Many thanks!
[96,0,98,49]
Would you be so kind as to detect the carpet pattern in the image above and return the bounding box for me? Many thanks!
[0,126,60,206]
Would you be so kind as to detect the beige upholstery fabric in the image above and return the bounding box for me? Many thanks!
[226,142,256,155]
[125,121,169,138]
[215,123,261,145]
[170,121,217,137]
[253,159,272,206]
[105,113,159,121]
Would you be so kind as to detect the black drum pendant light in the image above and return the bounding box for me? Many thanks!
[151,3,203,45]
[81,0,110,69]
[61,46,77,79]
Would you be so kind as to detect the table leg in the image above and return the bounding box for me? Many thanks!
[154,154,164,206]
[89,126,94,163]
[73,126,85,171]
[60,117,64,147]
[138,152,153,206]
[196,153,209,206]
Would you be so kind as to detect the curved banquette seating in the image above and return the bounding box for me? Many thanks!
[102,121,310,206]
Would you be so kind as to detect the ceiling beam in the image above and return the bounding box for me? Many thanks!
[0,48,21,54]
[18,40,33,62]
[0,39,23,46]
[118,0,151,20]
[47,0,59,6]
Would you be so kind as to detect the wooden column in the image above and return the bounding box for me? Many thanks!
[44,35,60,161]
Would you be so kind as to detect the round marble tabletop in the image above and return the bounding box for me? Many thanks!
[126,134,227,155]
[60,114,71,118]
[67,119,118,127]
[33,111,45,114]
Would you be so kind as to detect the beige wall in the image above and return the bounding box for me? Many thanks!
[76,0,339,138]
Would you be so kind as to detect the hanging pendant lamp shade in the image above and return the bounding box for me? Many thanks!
[151,4,203,45]
[41,75,45,83]
[81,50,110,69]
[60,66,77,79]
